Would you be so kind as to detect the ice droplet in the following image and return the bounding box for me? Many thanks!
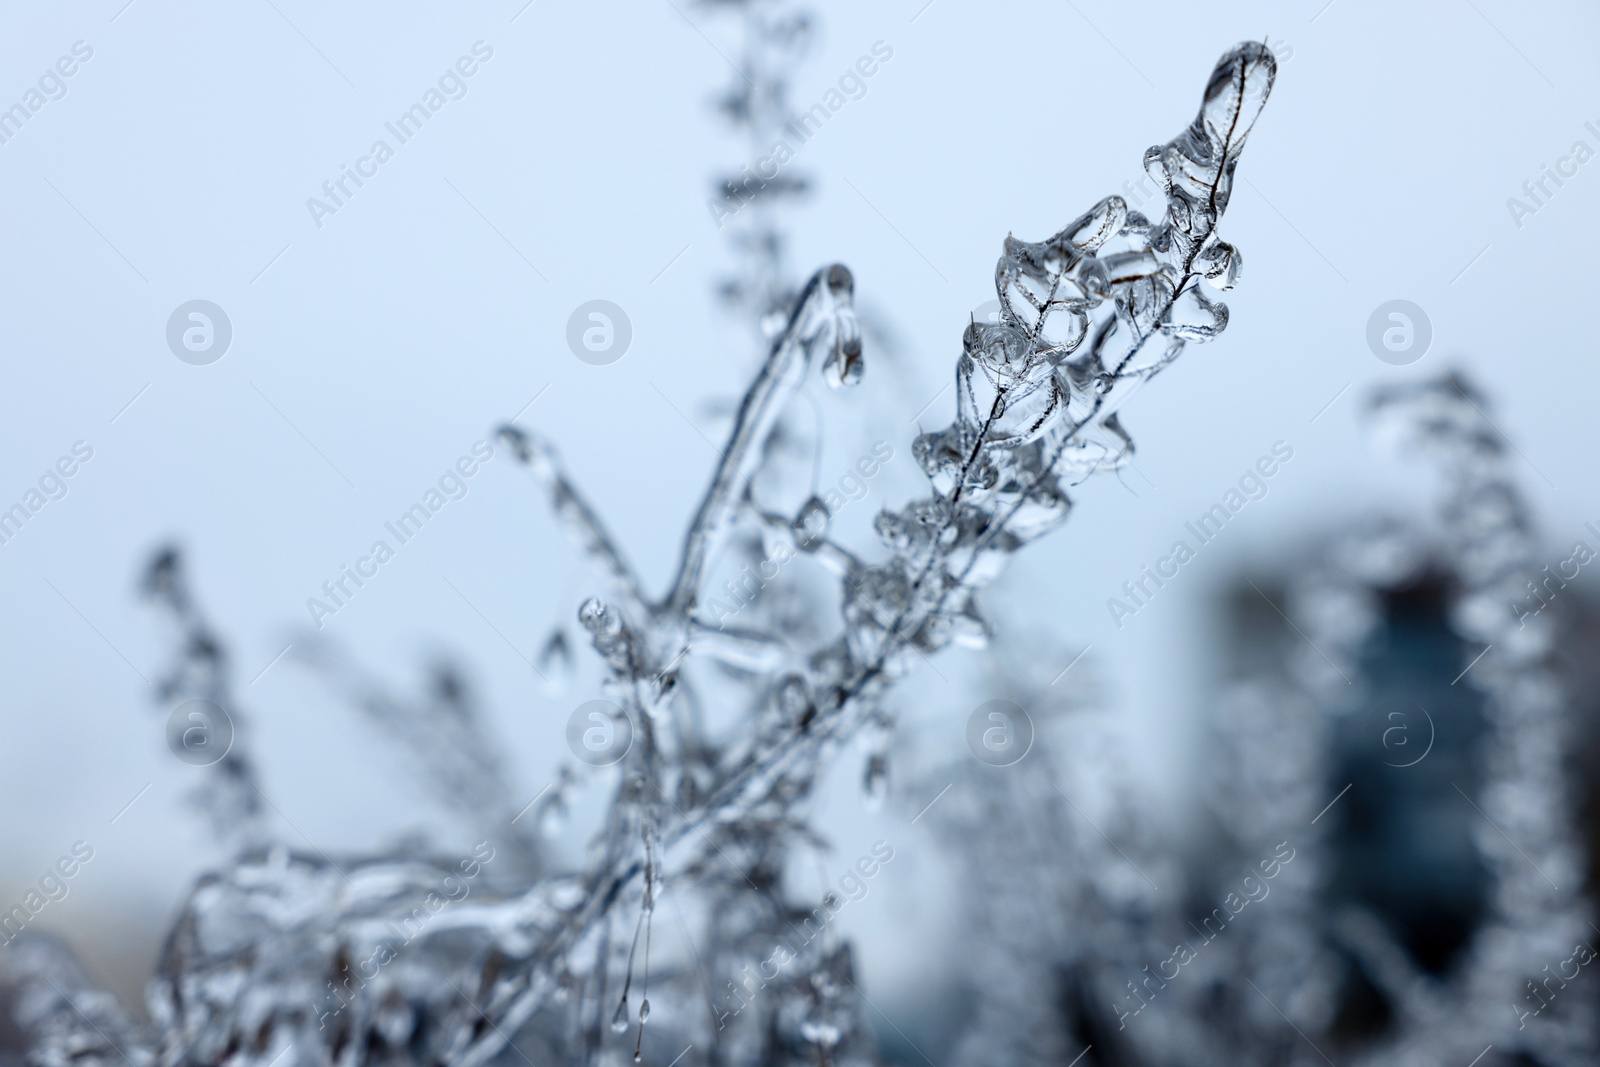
[962,320,1032,376]
[912,426,971,496]
[817,264,865,390]
[611,998,630,1033]
[578,597,619,637]
[862,752,889,809]
[794,496,831,550]
[638,998,650,1023]
[1198,238,1242,290]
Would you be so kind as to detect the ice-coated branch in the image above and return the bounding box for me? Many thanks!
[495,424,650,623]
[81,30,1284,1067]
[662,263,861,619]
[831,41,1277,687]
[454,41,1277,1067]
[495,263,860,635]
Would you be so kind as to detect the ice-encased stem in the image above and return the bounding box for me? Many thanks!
[661,264,859,620]
[450,43,1277,1067]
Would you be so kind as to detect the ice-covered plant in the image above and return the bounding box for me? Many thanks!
[470,37,1277,1066]
[2,32,1278,1067]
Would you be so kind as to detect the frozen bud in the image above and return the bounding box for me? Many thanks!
[962,320,1032,376]
[578,597,622,638]
[815,263,864,390]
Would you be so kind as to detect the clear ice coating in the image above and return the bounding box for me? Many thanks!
[7,33,1280,1067]
[872,40,1275,671]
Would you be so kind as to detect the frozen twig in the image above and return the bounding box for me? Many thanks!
[662,264,862,620]
[496,424,650,623]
